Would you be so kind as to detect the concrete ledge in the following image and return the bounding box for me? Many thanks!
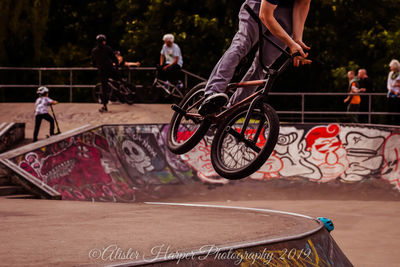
[0,122,25,153]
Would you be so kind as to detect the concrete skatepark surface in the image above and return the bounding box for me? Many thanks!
[1,103,400,266]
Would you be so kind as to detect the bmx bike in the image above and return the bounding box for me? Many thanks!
[136,68,187,103]
[93,76,136,105]
[166,4,306,180]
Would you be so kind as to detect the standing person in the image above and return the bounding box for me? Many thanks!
[358,68,373,123]
[91,34,118,113]
[158,34,183,84]
[386,59,400,125]
[344,70,363,123]
[33,86,58,142]
[198,0,312,116]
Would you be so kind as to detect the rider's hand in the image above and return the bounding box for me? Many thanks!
[290,41,311,67]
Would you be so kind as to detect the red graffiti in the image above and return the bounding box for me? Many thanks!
[41,142,111,187]
[305,124,348,181]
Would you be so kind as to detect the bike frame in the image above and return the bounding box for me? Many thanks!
[154,78,184,98]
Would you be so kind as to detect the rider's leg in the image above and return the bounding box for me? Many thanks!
[99,74,109,112]
[165,64,181,84]
[228,6,293,106]
[157,64,168,81]
[42,113,55,136]
[199,1,261,115]
[204,1,261,96]
[33,114,44,142]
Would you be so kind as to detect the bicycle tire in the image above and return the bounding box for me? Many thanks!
[123,94,135,105]
[211,102,279,180]
[136,81,161,103]
[119,83,136,105]
[167,81,211,154]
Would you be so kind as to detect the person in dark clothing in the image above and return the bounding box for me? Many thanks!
[91,34,118,112]
[357,69,373,123]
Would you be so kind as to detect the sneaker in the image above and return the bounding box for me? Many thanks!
[177,80,184,89]
[99,106,108,113]
[198,93,229,116]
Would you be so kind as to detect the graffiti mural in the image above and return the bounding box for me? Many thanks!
[14,128,136,202]
[381,133,400,190]
[9,123,400,202]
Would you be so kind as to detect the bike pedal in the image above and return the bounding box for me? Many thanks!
[171,104,186,115]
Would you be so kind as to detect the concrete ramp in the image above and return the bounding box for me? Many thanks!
[111,203,352,267]
[0,122,24,152]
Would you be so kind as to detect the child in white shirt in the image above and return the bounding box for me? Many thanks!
[33,86,58,142]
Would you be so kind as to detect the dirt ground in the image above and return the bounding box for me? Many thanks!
[1,103,400,266]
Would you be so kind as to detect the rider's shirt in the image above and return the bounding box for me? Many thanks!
[35,96,53,115]
[91,44,118,74]
[387,71,400,98]
[160,43,183,67]
[265,0,294,7]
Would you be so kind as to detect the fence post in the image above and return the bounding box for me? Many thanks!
[38,69,42,86]
[301,94,305,123]
[69,70,73,102]
[368,94,372,124]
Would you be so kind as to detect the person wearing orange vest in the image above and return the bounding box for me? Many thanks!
[344,70,365,123]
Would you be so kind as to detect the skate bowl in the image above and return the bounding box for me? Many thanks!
[1,122,400,266]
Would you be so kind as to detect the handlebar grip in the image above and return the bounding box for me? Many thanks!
[291,52,302,58]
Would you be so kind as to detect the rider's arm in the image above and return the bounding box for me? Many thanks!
[259,1,301,54]
[292,0,311,49]
[125,61,141,67]
[107,46,118,65]
[259,0,311,65]
[160,54,164,65]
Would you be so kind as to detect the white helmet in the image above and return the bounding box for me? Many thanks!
[37,86,49,95]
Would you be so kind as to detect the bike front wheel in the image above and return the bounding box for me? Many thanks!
[167,81,211,154]
[211,102,279,180]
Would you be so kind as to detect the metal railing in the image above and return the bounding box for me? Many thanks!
[0,67,399,124]
[0,67,206,103]
[268,92,398,124]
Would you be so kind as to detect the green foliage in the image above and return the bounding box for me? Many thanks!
[1,0,400,94]
[0,0,50,65]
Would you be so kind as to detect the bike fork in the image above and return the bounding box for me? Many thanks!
[225,95,265,153]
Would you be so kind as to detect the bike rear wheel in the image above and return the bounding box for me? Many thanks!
[118,83,136,105]
[167,81,211,154]
[211,102,279,179]
[136,79,161,103]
